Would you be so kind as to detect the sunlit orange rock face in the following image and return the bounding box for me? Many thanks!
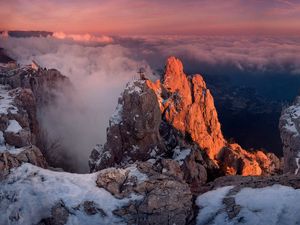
[147,56,280,176]
[149,57,225,159]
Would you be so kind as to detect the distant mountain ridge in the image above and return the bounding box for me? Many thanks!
[1,30,53,38]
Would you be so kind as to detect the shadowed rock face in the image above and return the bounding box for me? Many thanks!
[89,80,166,171]
[279,96,300,174]
[89,78,211,191]
[0,62,71,173]
[90,56,281,185]
[0,86,47,173]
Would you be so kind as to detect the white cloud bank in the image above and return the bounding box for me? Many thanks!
[53,32,114,44]
[1,34,300,172]
[0,35,151,172]
[116,35,300,74]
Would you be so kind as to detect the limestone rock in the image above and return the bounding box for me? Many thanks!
[0,85,48,173]
[91,80,166,171]
[279,96,300,174]
[147,57,276,176]
[4,129,31,147]
[37,201,69,225]
[198,173,300,195]
[96,162,193,225]
[218,144,281,176]
[91,56,281,184]
[0,145,47,172]
[155,57,226,159]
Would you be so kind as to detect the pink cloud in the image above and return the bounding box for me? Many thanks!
[53,32,114,44]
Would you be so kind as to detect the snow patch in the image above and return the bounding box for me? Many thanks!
[6,119,22,133]
[0,131,5,145]
[234,185,300,225]
[0,146,26,154]
[0,164,137,225]
[196,186,234,225]
[295,152,300,175]
[109,101,123,126]
[172,147,191,165]
[0,85,18,115]
[0,130,26,154]
[196,185,300,225]
[126,80,144,94]
[131,145,139,153]
[126,164,149,184]
[150,146,159,157]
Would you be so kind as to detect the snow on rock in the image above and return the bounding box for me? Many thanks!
[6,119,22,133]
[0,163,137,225]
[0,130,26,155]
[196,185,300,225]
[172,146,191,165]
[0,85,18,115]
[89,77,165,172]
[109,100,123,126]
[125,79,144,95]
[295,153,300,175]
[234,185,300,225]
[126,164,149,184]
[280,96,300,173]
[0,131,5,151]
[0,146,25,154]
[196,186,234,225]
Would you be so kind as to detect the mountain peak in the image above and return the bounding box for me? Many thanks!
[165,56,184,77]
[90,56,280,178]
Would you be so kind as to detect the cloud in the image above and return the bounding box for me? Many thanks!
[113,35,300,75]
[52,32,114,44]
[0,36,151,172]
[1,33,300,172]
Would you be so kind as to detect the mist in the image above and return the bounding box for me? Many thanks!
[1,35,152,172]
[1,33,300,172]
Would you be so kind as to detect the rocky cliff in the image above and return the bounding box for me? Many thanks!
[279,96,300,174]
[0,85,47,172]
[0,61,71,173]
[90,57,280,179]
[0,55,298,225]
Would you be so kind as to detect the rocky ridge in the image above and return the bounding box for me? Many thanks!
[280,96,300,174]
[0,85,47,173]
[1,54,298,225]
[90,57,281,180]
[0,60,70,174]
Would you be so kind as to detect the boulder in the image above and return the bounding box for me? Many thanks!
[96,162,194,225]
[0,145,48,172]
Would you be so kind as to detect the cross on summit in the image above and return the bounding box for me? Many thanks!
[137,67,146,80]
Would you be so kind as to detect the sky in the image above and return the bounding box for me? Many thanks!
[1,0,300,35]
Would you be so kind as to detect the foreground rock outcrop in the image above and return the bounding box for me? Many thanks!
[196,176,300,225]
[97,161,193,224]
[0,85,47,173]
[279,96,300,174]
[0,59,71,173]
[90,57,281,181]
[0,145,47,172]
[1,162,299,225]
[0,164,130,225]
